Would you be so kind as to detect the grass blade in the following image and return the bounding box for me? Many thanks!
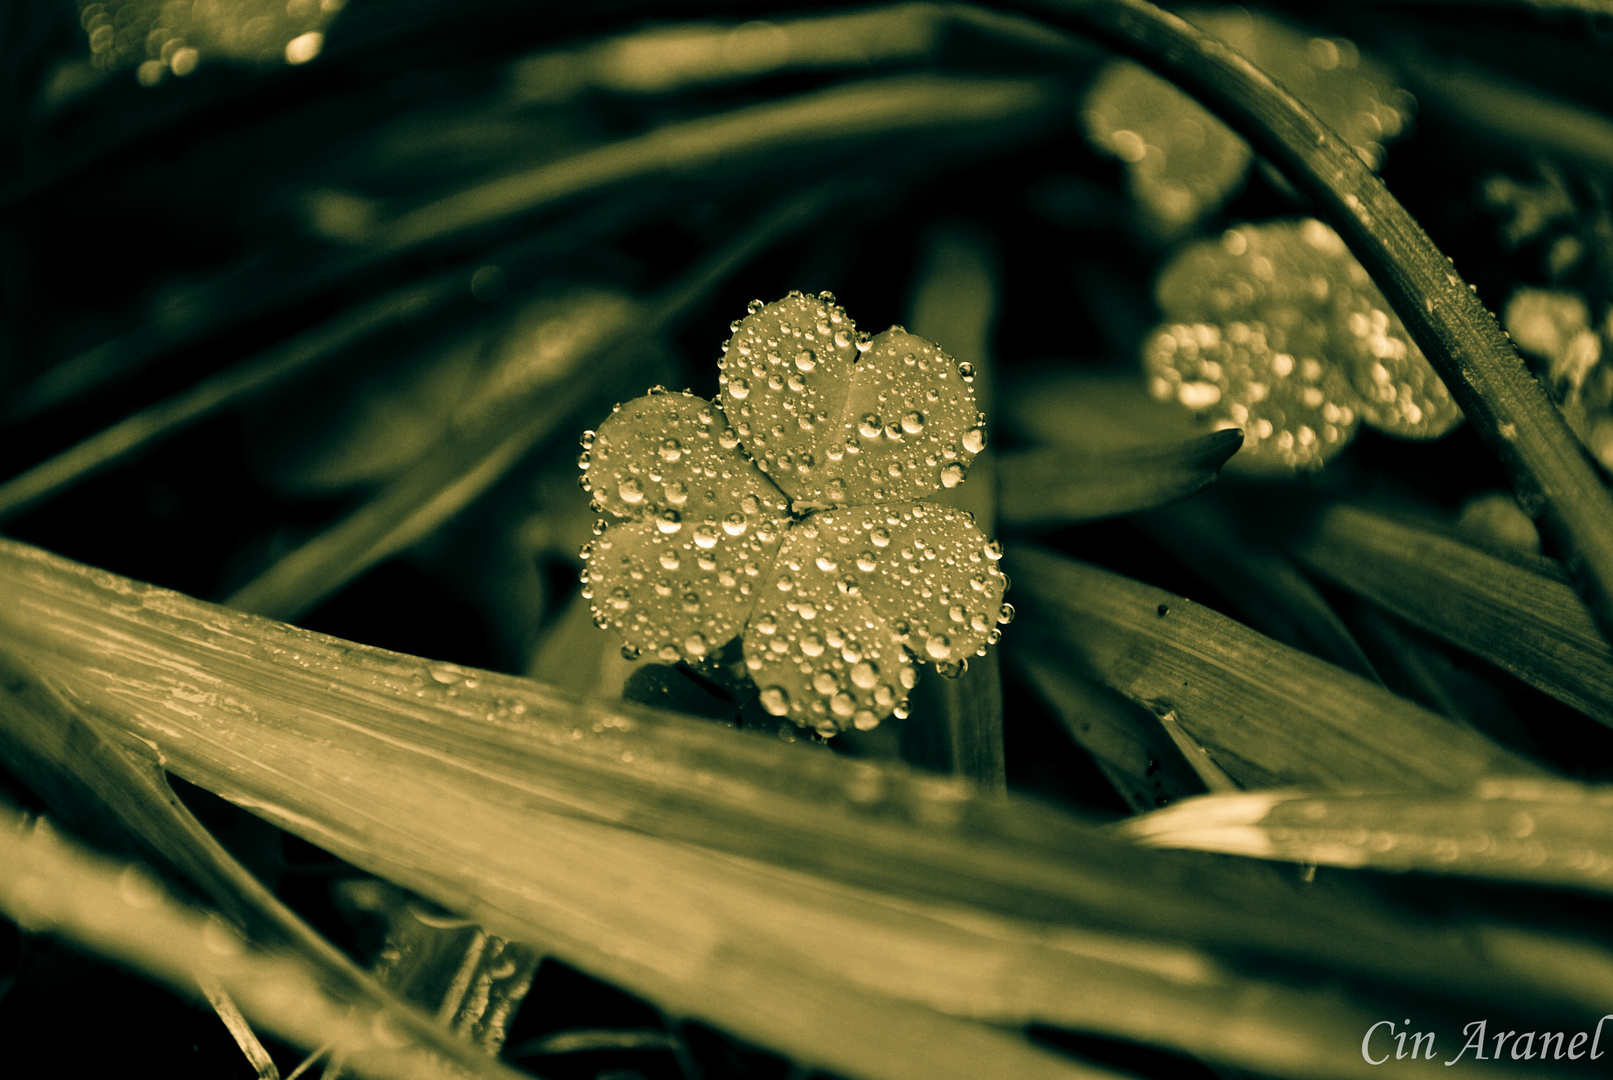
[906,224,1006,790]
[8,535,1613,1033]
[224,184,836,621]
[0,803,527,1080]
[1126,779,1613,895]
[0,650,546,1079]
[372,74,1060,251]
[1135,496,1381,682]
[1288,503,1613,730]
[996,0,1613,646]
[0,281,459,524]
[1011,652,1207,812]
[996,430,1243,528]
[1011,545,1544,790]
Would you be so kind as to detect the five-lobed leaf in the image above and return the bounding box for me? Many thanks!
[580,294,1006,735]
[1145,219,1463,470]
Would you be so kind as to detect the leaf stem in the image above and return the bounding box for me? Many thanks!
[982,0,1613,641]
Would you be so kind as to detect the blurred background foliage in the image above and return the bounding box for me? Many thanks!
[6,0,1613,1078]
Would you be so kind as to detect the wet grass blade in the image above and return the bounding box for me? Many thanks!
[0,651,539,1079]
[994,0,1613,647]
[997,430,1242,528]
[0,280,460,525]
[1011,652,1207,812]
[1011,545,1544,791]
[9,536,1613,1028]
[0,802,530,1080]
[1135,496,1381,682]
[906,225,1006,791]
[10,537,1613,1077]
[1288,504,1613,730]
[225,185,835,621]
[372,74,1060,251]
[1126,778,1613,895]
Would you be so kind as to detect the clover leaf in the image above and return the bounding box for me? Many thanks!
[1144,219,1463,471]
[578,292,1008,736]
[1082,9,1411,236]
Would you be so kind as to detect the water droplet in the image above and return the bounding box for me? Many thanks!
[940,463,965,488]
[684,633,709,658]
[577,451,591,470]
[962,427,985,454]
[856,552,876,572]
[621,644,641,660]
[937,659,968,678]
[816,555,838,571]
[958,362,976,383]
[813,671,839,695]
[801,634,825,657]
[723,512,748,536]
[871,528,891,548]
[429,664,464,685]
[609,587,631,610]
[851,661,879,689]
[619,478,645,504]
[795,350,816,372]
[659,550,681,571]
[893,700,911,719]
[656,510,682,534]
[901,411,925,435]
[579,430,596,449]
[925,634,952,660]
[694,523,719,549]
[998,603,1016,625]
[729,378,751,400]
[660,438,683,462]
[859,414,882,439]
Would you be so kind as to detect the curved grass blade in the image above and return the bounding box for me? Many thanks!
[904,225,1006,791]
[0,802,531,1080]
[989,0,1613,643]
[1135,496,1381,682]
[1011,651,1207,812]
[373,73,1062,251]
[1343,603,1547,760]
[8,537,1613,1026]
[224,184,838,622]
[0,280,459,524]
[1126,779,1613,896]
[0,651,535,1079]
[1288,503,1613,730]
[1010,545,1544,791]
[996,430,1243,528]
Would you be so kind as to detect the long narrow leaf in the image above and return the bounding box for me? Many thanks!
[1289,503,1613,730]
[995,0,1613,645]
[0,803,527,1080]
[997,431,1243,528]
[1011,546,1543,791]
[2,537,1598,1079]
[4,536,1613,1030]
[1126,779,1613,895]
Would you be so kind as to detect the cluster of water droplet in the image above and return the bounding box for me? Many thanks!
[578,294,1007,735]
[716,291,985,508]
[1145,220,1462,470]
